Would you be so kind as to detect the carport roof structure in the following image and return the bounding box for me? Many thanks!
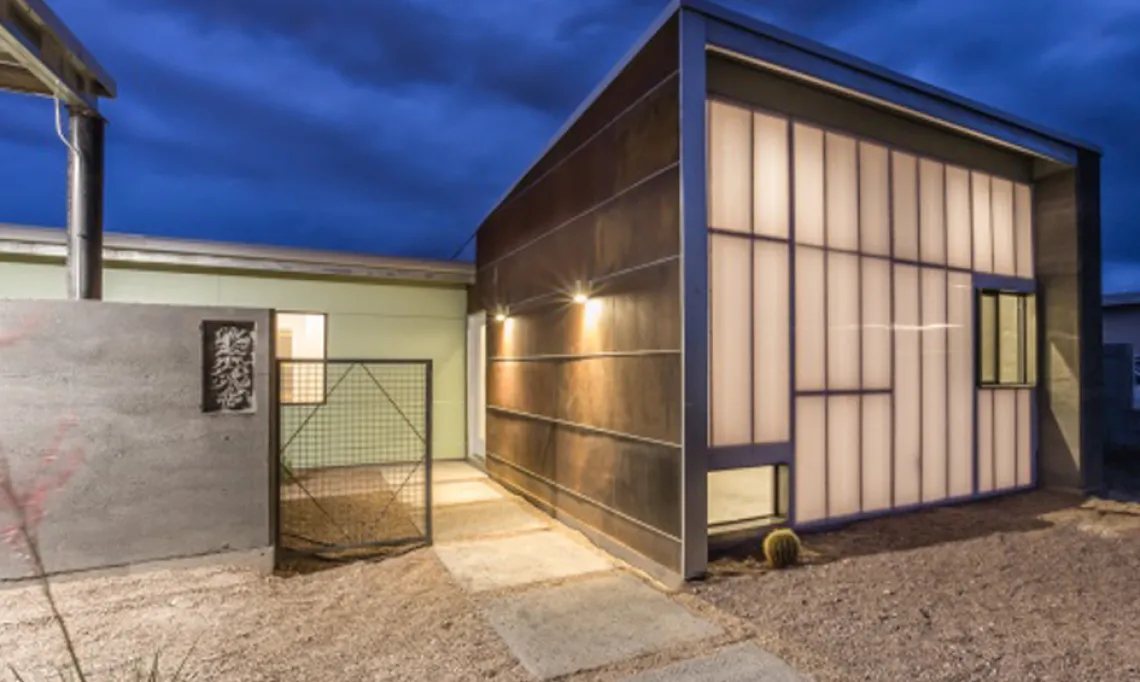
[0,0,114,111]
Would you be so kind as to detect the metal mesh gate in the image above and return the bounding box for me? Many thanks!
[276,359,432,560]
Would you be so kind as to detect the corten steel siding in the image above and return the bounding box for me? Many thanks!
[0,259,468,461]
[471,17,684,573]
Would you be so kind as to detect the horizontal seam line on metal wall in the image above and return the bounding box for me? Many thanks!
[492,254,681,313]
[484,70,680,227]
[487,405,682,449]
[485,451,683,543]
[490,349,681,363]
[478,160,681,273]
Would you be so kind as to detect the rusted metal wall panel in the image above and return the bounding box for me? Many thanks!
[471,19,683,575]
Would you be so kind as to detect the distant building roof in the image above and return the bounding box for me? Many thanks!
[1104,293,1140,309]
[0,223,474,285]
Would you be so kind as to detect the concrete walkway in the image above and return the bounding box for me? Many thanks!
[430,461,809,681]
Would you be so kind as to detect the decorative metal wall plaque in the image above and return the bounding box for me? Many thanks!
[202,320,256,414]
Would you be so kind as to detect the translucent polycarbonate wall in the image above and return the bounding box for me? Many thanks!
[706,97,1037,528]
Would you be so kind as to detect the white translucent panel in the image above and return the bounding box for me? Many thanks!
[795,397,827,523]
[1015,183,1034,278]
[946,166,972,269]
[994,389,1017,489]
[707,101,752,233]
[828,396,861,518]
[893,264,921,506]
[827,251,861,390]
[794,124,825,245]
[992,178,1016,276]
[795,247,826,390]
[1017,389,1033,486]
[859,142,891,256]
[947,272,974,498]
[892,152,919,261]
[978,390,994,493]
[919,159,946,264]
[826,133,859,251]
[972,172,993,272]
[708,467,775,529]
[709,235,752,446]
[998,293,1022,384]
[861,257,892,390]
[921,268,948,503]
[862,394,892,512]
[754,241,790,442]
[753,112,790,239]
[1026,295,1038,385]
[979,294,997,384]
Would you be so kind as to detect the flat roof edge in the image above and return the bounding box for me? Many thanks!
[1,0,115,102]
[0,224,475,285]
[684,0,1100,156]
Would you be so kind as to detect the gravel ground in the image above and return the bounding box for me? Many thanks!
[280,490,423,556]
[0,551,526,682]
[693,491,1140,682]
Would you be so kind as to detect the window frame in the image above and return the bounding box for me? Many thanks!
[275,310,329,406]
[975,289,1037,389]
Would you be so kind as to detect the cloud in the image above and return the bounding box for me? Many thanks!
[3,0,1138,274]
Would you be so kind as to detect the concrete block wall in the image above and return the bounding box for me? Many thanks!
[0,299,272,580]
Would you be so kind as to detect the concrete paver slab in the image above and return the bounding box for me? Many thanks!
[432,461,488,483]
[616,642,808,682]
[432,480,503,507]
[434,530,611,592]
[432,500,549,543]
[481,573,723,680]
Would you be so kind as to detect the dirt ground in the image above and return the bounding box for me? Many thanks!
[694,490,1140,682]
[0,552,527,682]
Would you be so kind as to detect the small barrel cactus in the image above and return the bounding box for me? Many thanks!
[762,528,801,569]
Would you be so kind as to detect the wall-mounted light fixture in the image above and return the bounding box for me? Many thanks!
[572,281,591,305]
[493,306,509,322]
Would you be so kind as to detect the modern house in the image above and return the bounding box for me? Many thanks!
[467,0,1103,584]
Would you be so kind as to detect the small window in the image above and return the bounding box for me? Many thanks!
[276,312,327,404]
[977,291,1036,387]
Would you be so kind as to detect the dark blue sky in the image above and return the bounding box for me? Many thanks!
[1,1,1137,289]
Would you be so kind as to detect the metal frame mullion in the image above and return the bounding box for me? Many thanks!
[821,129,830,521]
[942,163,951,501]
[748,111,757,446]
[856,140,865,515]
[916,155,925,504]
[887,147,897,510]
[786,117,798,524]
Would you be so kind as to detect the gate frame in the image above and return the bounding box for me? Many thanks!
[271,357,434,562]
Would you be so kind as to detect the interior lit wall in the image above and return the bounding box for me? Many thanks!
[470,18,684,576]
[705,64,1039,527]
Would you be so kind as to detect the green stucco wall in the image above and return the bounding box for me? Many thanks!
[0,261,467,461]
